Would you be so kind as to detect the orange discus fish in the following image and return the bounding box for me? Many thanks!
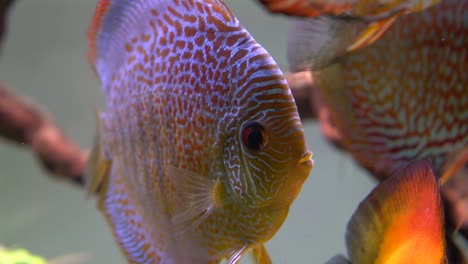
[287,0,467,182]
[85,0,313,263]
[258,0,440,53]
[326,160,447,264]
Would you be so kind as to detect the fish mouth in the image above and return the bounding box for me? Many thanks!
[299,151,314,168]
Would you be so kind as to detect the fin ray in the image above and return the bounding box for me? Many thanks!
[440,147,468,185]
[345,160,445,263]
[251,244,272,264]
[84,110,111,196]
[88,0,167,88]
[287,16,367,72]
[167,165,223,234]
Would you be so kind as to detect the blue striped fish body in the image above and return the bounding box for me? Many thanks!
[86,0,314,263]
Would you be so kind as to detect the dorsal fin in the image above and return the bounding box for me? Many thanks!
[87,0,238,93]
[287,16,367,71]
[87,0,112,70]
[345,160,446,264]
[87,0,165,88]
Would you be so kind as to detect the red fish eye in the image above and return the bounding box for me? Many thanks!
[242,122,266,151]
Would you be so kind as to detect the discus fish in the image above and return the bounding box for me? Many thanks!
[326,160,447,264]
[287,0,467,181]
[86,0,313,263]
[258,0,440,53]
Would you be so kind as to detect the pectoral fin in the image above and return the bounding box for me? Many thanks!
[345,16,397,52]
[167,165,224,232]
[84,110,111,197]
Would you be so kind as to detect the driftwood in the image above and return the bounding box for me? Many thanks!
[0,84,87,185]
[1,0,87,185]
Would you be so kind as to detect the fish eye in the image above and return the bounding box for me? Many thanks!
[241,122,267,151]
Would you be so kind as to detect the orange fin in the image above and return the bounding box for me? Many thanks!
[345,160,446,264]
[440,147,468,185]
[251,244,272,264]
[346,0,441,52]
[345,16,397,52]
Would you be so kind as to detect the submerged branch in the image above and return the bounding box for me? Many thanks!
[0,84,87,185]
[1,0,87,185]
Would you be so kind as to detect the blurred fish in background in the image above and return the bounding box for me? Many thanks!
[257,0,440,53]
[326,161,447,264]
[285,0,466,209]
[288,0,468,182]
[257,0,466,182]
[86,0,313,263]
[258,0,467,262]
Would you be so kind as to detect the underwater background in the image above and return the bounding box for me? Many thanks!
[0,0,384,263]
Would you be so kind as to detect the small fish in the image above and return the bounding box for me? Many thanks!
[258,0,440,53]
[86,0,313,263]
[327,160,447,264]
[287,0,467,181]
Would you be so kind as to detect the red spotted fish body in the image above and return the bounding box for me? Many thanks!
[287,0,466,180]
[86,0,313,263]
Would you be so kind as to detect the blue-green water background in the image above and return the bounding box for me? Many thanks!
[0,1,377,263]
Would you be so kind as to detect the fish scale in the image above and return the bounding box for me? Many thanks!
[86,0,313,263]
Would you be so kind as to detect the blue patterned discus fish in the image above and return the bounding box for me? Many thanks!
[85,0,314,263]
